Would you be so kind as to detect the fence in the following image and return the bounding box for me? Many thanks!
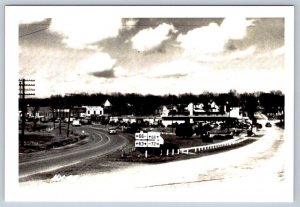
[179,136,249,155]
[120,146,136,156]
[120,136,249,158]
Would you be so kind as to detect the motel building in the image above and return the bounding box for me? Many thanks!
[160,102,243,127]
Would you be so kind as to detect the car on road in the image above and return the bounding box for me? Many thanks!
[80,118,91,125]
[72,120,81,127]
[54,118,62,123]
[265,122,272,127]
[65,117,75,123]
[109,128,117,134]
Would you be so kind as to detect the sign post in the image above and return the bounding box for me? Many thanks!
[135,131,164,148]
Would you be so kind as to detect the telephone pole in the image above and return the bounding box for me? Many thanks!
[19,79,35,147]
[65,93,75,137]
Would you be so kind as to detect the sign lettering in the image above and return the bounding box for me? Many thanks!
[135,132,164,148]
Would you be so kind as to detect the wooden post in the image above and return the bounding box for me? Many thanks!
[67,108,71,137]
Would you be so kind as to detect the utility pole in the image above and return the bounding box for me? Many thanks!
[226,101,230,134]
[67,107,71,137]
[58,100,62,135]
[19,79,35,147]
[171,95,174,133]
[66,93,74,137]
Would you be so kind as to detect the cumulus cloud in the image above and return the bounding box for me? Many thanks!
[76,52,116,75]
[177,22,226,54]
[221,17,254,40]
[177,17,254,55]
[49,14,122,49]
[131,23,177,52]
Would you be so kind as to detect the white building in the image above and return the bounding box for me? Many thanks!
[161,119,185,127]
[228,107,241,118]
[160,105,177,116]
[83,106,104,117]
[208,101,220,112]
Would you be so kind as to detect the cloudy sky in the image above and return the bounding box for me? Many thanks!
[19,13,285,98]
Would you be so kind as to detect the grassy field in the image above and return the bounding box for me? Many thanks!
[19,123,87,153]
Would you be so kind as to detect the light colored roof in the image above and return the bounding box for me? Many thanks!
[104,99,112,107]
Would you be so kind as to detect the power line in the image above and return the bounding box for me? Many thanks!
[19,27,49,38]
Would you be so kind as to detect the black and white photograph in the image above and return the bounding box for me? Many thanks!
[5,6,294,202]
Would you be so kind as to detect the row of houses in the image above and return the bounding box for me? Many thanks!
[21,99,243,126]
[20,99,112,121]
[158,101,240,117]
[23,105,105,121]
[109,101,242,127]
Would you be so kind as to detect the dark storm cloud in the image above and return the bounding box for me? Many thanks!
[91,70,115,78]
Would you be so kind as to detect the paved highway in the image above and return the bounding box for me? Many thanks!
[18,121,291,202]
[19,126,130,179]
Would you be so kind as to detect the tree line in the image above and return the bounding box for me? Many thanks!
[23,90,284,118]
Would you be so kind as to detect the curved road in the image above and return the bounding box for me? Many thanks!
[18,120,291,202]
[19,126,131,179]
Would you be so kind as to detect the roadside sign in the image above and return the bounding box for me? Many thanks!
[135,131,164,148]
[135,140,148,147]
[147,141,160,148]
[135,132,148,140]
[147,132,160,141]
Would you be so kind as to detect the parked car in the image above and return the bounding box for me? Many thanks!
[255,123,263,129]
[109,128,117,134]
[265,122,272,127]
[65,117,75,123]
[72,119,81,127]
[55,118,61,123]
[80,118,91,125]
[201,131,213,143]
[40,117,48,123]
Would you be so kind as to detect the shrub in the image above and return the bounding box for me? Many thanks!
[175,123,194,138]
[247,130,254,136]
